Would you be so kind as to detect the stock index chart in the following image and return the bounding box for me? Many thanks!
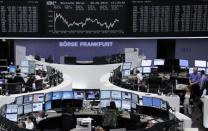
[46,0,127,36]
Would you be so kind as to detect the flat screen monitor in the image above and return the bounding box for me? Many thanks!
[62,91,74,99]
[33,94,44,103]
[24,104,33,114]
[152,98,161,108]
[189,68,193,74]
[131,103,137,109]
[195,60,206,67]
[33,103,43,112]
[142,96,153,107]
[23,95,33,104]
[132,93,139,103]
[122,70,130,77]
[100,99,110,108]
[161,100,167,110]
[21,60,29,67]
[86,90,100,100]
[6,114,18,122]
[179,59,189,67]
[122,92,131,100]
[0,79,5,84]
[9,65,16,73]
[45,92,53,102]
[45,101,52,111]
[74,91,85,99]
[20,67,29,74]
[100,91,111,99]
[198,68,206,72]
[122,100,131,110]
[111,91,121,99]
[137,67,142,73]
[18,105,23,115]
[122,62,131,70]
[6,104,18,114]
[52,92,63,100]
[141,60,152,67]
[16,96,23,105]
[154,59,165,66]
[206,68,208,74]
[142,67,151,74]
[112,100,121,108]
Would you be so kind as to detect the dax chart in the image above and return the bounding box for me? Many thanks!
[46,0,127,36]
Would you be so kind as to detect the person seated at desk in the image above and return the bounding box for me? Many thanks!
[189,67,201,104]
[16,65,21,74]
[14,73,25,84]
[25,116,35,130]
[102,101,118,131]
[35,111,46,124]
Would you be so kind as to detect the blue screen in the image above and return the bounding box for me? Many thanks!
[112,100,121,108]
[100,91,110,99]
[152,98,161,108]
[62,91,74,99]
[142,96,153,106]
[0,79,5,84]
[45,101,52,111]
[52,92,63,100]
[132,94,139,103]
[179,59,189,67]
[111,91,121,99]
[74,91,84,99]
[16,96,23,105]
[23,95,33,104]
[45,92,53,102]
[9,65,16,73]
[86,90,100,100]
[122,92,131,100]
[161,100,167,110]
[24,104,33,114]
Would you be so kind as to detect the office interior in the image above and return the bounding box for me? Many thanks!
[1,38,208,131]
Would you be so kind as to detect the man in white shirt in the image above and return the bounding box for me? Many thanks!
[25,116,34,130]
[136,70,143,84]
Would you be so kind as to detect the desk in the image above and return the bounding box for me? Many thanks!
[174,112,192,128]
[201,96,208,128]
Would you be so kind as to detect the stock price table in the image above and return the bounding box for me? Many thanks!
[0,0,39,36]
[46,0,127,36]
[132,0,208,37]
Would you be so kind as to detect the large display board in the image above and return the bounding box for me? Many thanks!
[1,0,208,37]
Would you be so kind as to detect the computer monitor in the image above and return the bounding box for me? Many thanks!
[74,91,85,99]
[122,62,132,70]
[206,68,208,74]
[6,114,18,122]
[20,67,29,74]
[9,65,16,73]
[198,68,206,72]
[45,92,53,102]
[21,60,29,67]
[137,67,142,73]
[6,104,18,114]
[33,103,43,112]
[195,60,206,67]
[189,68,193,74]
[179,59,189,67]
[33,94,44,103]
[153,59,165,66]
[24,104,33,114]
[62,91,74,99]
[122,92,131,100]
[0,79,5,84]
[52,92,63,100]
[111,91,121,99]
[85,90,100,100]
[112,100,121,108]
[16,96,23,105]
[142,67,151,74]
[142,96,153,107]
[132,93,139,103]
[45,101,52,111]
[141,60,152,67]
[161,100,167,110]
[131,103,137,110]
[152,98,161,108]
[100,99,110,108]
[122,70,131,77]
[23,95,33,104]
[100,90,111,99]
[18,105,23,115]
[122,100,131,110]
